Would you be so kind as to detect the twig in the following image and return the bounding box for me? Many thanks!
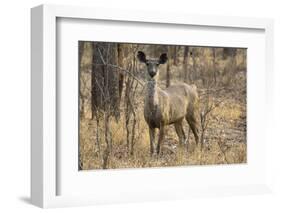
[94,77,107,101]
[92,63,145,87]
[97,47,106,65]
[217,140,230,164]
[198,87,234,97]
[108,64,145,87]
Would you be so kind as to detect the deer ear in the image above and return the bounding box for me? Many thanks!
[159,53,168,64]
[137,51,146,63]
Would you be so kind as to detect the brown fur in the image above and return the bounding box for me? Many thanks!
[138,51,200,155]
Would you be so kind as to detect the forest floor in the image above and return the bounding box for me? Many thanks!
[79,81,247,170]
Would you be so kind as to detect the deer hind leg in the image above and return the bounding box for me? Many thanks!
[149,127,155,156]
[186,112,199,146]
[174,120,187,146]
[156,124,165,155]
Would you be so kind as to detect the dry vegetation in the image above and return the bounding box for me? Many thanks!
[79,42,247,170]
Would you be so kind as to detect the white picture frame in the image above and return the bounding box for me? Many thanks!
[31,4,274,208]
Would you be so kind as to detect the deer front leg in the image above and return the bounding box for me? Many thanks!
[149,127,155,156]
[157,124,165,155]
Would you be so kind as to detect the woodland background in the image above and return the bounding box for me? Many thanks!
[79,42,247,170]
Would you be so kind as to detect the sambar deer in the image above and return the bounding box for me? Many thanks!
[137,51,200,155]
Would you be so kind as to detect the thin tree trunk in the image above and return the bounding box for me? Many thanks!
[166,62,170,87]
[79,41,85,118]
[173,46,177,65]
[212,48,217,86]
[166,46,172,87]
[183,46,189,83]
[190,50,195,83]
[117,44,125,103]
[91,43,120,119]
[79,41,85,67]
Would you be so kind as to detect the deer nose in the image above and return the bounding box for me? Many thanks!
[149,71,156,77]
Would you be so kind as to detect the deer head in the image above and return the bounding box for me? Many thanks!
[137,51,168,79]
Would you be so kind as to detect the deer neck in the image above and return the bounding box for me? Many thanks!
[146,79,159,109]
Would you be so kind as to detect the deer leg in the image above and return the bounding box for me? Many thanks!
[149,127,155,156]
[157,125,165,155]
[174,120,186,146]
[186,113,199,146]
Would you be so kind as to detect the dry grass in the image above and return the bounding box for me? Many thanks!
[79,91,246,170]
